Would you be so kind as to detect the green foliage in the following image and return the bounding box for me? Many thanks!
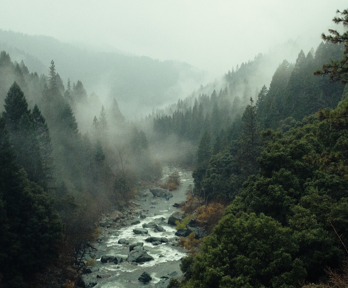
[182,213,306,288]
[0,117,62,285]
[314,9,348,83]
[220,99,348,283]
[176,215,192,230]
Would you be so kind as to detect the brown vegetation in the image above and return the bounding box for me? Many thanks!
[196,202,225,233]
[161,171,180,191]
[181,195,203,214]
[178,233,201,255]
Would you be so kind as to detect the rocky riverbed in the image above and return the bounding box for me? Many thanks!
[82,167,193,288]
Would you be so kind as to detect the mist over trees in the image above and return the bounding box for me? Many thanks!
[1,7,348,288]
[174,9,348,288]
[0,52,162,287]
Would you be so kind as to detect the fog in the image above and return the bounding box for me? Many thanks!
[0,0,347,78]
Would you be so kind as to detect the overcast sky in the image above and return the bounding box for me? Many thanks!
[0,1,347,77]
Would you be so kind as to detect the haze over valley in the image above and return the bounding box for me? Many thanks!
[1,1,348,288]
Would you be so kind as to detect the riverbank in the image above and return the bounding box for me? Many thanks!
[81,167,193,288]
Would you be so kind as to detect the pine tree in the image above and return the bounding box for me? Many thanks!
[0,116,62,285]
[314,9,348,83]
[110,98,125,124]
[32,105,54,189]
[99,105,108,137]
[3,83,45,187]
[72,80,87,102]
[238,98,261,177]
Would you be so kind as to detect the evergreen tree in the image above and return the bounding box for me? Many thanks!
[72,80,87,102]
[314,9,348,83]
[0,117,62,286]
[32,104,54,189]
[110,98,125,124]
[3,83,45,187]
[99,105,108,139]
[238,98,261,177]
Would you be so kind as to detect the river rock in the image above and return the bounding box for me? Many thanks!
[145,237,168,243]
[155,277,170,288]
[109,210,123,222]
[173,201,186,208]
[138,271,152,283]
[160,237,169,243]
[145,236,161,243]
[141,190,152,197]
[142,221,158,229]
[97,274,111,279]
[175,229,191,237]
[151,200,158,205]
[113,256,125,264]
[118,238,129,245]
[82,268,92,274]
[140,214,147,219]
[127,248,154,263]
[154,225,166,232]
[168,211,185,225]
[129,242,144,251]
[86,283,97,288]
[149,188,173,199]
[130,219,140,225]
[133,228,148,235]
[100,255,115,263]
[99,219,112,228]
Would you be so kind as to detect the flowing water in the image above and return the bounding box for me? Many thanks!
[82,167,193,288]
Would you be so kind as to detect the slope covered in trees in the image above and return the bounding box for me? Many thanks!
[175,9,348,288]
[0,29,205,118]
[0,52,162,287]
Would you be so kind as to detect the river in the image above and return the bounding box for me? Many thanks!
[82,167,193,288]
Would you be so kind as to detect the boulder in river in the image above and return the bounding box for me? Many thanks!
[113,256,125,264]
[129,242,144,251]
[127,248,154,263]
[118,238,129,245]
[145,237,168,243]
[175,229,191,237]
[160,237,169,243]
[154,225,166,232]
[133,228,148,235]
[138,271,152,283]
[142,221,158,229]
[168,211,185,225]
[100,255,115,263]
[130,219,140,225]
[145,236,162,243]
[149,188,173,200]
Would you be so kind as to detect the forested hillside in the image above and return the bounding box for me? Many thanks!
[0,30,204,118]
[0,52,161,287]
[170,9,348,288]
[150,40,344,169]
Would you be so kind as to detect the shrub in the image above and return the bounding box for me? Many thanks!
[175,215,192,230]
[196,202,225,233]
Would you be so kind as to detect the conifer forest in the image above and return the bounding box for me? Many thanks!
[1,2,348,288]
